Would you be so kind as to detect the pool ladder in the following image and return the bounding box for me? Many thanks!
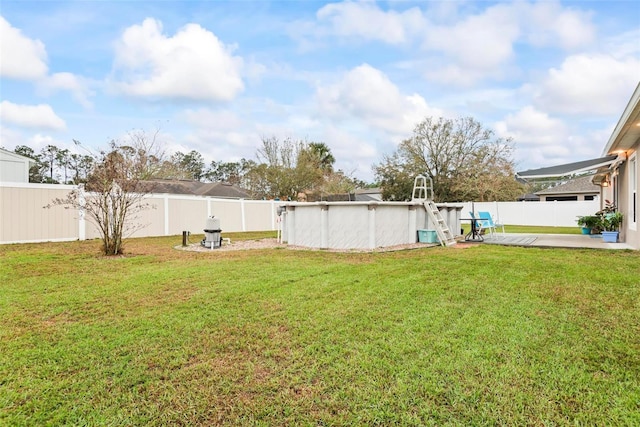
[412,175,456,247]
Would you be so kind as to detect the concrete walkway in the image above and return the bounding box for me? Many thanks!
[482,233,634,250]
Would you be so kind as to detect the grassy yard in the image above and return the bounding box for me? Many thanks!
[1,234,639,425]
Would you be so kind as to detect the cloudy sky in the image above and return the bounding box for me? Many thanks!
[1,0,638,182]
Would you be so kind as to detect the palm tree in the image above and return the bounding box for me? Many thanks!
[307,142,335,173]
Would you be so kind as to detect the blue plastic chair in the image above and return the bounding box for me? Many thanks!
[477,211,505,235]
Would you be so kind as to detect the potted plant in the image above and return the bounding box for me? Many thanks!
[596,200,623,243]
[576,215,600,234]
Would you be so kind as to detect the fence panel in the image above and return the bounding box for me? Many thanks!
[0,183,282,244]
[1,183,80,243]
[2,182,604,244]
[460,200,600,227]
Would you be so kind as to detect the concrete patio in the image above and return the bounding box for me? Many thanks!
[481,233,634,250]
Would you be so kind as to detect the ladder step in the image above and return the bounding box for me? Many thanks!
[423,201,456,247]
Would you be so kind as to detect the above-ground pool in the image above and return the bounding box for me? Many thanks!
[279,201,462,250]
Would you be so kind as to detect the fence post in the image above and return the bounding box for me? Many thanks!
[241,199,246,232]
[78,184,86,241]
[164,195,170,236]
[271,199,276,230]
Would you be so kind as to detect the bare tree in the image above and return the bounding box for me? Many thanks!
[374,117,523,202]
[248,136,337,199]
[48,130,166,255]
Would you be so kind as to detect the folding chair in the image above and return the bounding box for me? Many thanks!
[477,211,505,236]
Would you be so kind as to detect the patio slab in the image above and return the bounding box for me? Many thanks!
[482,233,634,250]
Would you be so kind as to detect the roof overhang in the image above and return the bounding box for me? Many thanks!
[602,82,640,155]
[516,155,620,180]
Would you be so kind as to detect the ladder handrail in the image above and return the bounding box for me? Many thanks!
[412,175,433,201]
[424,200,456,247]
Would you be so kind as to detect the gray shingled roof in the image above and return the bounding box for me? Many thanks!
[535,175,599,195]
[142,180,250,199]
[516,155,618,179]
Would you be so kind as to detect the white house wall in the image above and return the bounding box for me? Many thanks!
[0,149,31,183]
[616,149,639,250]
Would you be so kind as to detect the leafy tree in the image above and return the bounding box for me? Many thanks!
[306,142,335,173]
[68,153,95,184]
[48,130,167,255]
[56,148,71,183]
[316,170,360,198]
[374,117,523,202]
[207,159,254,186]
[373,152,416,201]
[14,145,47,183]
[169,150,206,180]
[243,136,366,200]
[40,144,60,183]
[247,136,337,199]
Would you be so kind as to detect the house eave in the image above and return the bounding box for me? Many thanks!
[603,82,640,155]
[516,155,620,180]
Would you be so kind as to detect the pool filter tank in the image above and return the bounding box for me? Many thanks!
[201,216,222,249]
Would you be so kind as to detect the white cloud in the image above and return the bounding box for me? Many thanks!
[495,106,568,148]
[315,64,442,136]
[495,106,611,170]
[423,1,595,85]
[176,108,260,161]
[112,18,244,101]
[314,1,424,44]
[535,54,640,116]
[0,16,48,80]
[0,126,27,150]
[0,101,66,131]
[37,72,95,109]
[423,3,520,72]
[522,1,595,49]
[289,1,597,87]
[318,125,379,179]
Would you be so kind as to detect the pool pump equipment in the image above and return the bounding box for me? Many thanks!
[201,216,222,249]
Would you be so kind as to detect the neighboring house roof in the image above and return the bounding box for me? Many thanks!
[516,155,619,180]
[517,193,540,201]
[0,147,36,164]
[194,182,250,198]
[354,187,382,202]
[535,175,600,196]
[142,180,250,199]
[0,148,36,183]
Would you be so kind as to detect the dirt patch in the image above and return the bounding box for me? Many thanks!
[175,238,286,252]
[175,238,464,253]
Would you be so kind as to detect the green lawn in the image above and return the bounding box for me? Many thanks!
[1,234,639,425]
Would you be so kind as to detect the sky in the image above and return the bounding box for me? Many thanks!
[1,0,639,182]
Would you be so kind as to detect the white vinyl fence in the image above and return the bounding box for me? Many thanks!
[1,183,281,244]
[459,200,601,227]
[1,182,602,244]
